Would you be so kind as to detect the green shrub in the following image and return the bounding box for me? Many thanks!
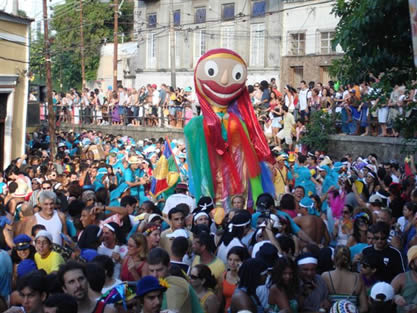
[301,110,338,152]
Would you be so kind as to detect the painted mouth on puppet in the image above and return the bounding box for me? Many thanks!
[199,80,243,104]
[204,83,242,99]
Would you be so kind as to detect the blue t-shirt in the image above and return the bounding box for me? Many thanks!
[0,250,12,298]
[261,89,270,108]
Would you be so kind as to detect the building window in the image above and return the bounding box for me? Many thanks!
[146,32,156,68]
[174,10,181,26]
[320,31,336,54]
[250,23,265,67]
[290,66,303,86]
[222,3,235,21]
[289,33,305,55]
[320,66,334,84]
[148,13,157,28]
[194,30,206,63]
[221,26,234,50]
[195,7,206,23]
[252,0,266,17]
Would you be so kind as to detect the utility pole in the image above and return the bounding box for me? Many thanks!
[169,0,176,89]
[42,0,56,159]
[113,0,119,92]
[80,0,86,89]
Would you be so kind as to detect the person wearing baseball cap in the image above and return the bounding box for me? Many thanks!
[391,245,417,311]
[135,275,167,313]
[34,230,65,274]
[369,282,395,313]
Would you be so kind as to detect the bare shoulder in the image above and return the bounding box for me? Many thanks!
[391,272,406,287]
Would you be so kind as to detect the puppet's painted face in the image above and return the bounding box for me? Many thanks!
[195,54,247,107]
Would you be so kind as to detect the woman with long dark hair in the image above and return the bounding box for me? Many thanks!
[269,257,299,313]
[217,212,249,264]
[230,258,268,313]
[348,212,372,265]
[222,246,250,312]
[190,264,220,313]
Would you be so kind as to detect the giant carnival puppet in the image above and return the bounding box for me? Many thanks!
[185,49,274,209]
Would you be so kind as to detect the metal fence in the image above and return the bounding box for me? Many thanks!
[39,103,193,128]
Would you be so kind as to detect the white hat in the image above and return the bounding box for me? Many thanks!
[166,229,189,239]
[251,240,272,258]
[370,282,394,302]
[148,214,163,223]
[35,230,53,243]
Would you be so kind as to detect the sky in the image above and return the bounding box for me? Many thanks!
[1,0,62,19]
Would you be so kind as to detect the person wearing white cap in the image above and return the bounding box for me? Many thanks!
[297,253,330,312]
[34,230,65,274]
[369,282,395,313]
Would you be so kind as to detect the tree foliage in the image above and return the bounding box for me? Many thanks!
[30,0,133,91]
[30,36,46,85]
[301,111,338,152]
[330,0,415,85]
[330,0,417,152]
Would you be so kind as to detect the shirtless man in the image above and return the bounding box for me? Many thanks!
[294,197,330,246]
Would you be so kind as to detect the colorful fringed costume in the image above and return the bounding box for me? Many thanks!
[184,49,274,207]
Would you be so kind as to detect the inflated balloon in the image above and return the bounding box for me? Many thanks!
[184,49,274,207]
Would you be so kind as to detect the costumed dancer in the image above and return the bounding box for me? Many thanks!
[184,49,274,209]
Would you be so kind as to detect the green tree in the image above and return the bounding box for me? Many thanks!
[330,0,417,152]
[330,0,415,85]
[301,111,338,152]
[49,0,133,90]
[29,36,46,85]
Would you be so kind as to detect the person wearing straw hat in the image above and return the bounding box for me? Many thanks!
[124,155,146,202]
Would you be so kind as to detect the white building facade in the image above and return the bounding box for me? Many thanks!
[280,0,342,89]
[124,0,282,88]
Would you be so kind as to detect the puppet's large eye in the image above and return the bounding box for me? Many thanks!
[204,60,218,77]
[232,64,244,81]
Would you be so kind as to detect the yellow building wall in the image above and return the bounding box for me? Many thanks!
[0,19,30,161]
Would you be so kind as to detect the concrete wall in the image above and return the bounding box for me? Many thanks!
[59,124,185,142]
[280,54,342,88]
[56,124,417,163]
[328,135,417,162]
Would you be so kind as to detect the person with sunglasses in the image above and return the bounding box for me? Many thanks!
[358,253,382,295]
[362,222,405,283]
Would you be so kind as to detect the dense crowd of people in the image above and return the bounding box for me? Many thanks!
[0,126,417,313]
[34,75,417,141]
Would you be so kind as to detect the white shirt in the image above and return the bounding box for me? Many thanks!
[217,238,244,264]
[97,243,128,279]
[162,193,196,215]
[299,88,308,111]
